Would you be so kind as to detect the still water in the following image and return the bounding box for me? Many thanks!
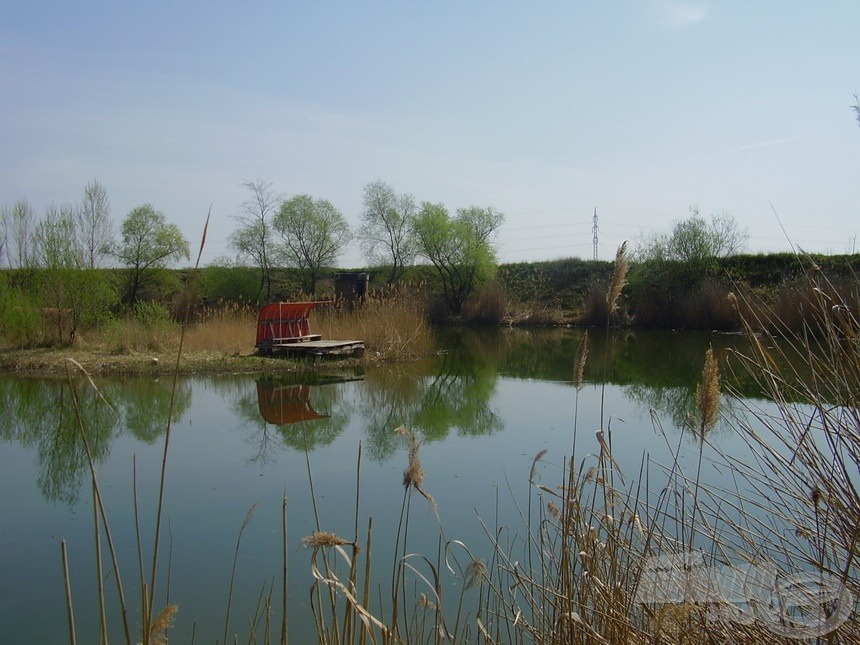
[0,328,760,642]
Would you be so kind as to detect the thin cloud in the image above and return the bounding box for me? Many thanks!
[661,2,708,27]
[733,135,807,152]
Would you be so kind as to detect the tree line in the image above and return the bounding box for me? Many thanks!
[230,178,504,311]
[1,178,506,315]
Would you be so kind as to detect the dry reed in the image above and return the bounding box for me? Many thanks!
[314,289,432,360]
[606,240,630,320]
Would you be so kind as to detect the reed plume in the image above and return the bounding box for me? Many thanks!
[148,604,179,645]
[695,347,721,437]
[399,426,436,507]
[301,531,356,550]
[402,431,425,491]
[573,331,589,390]
[605,241,630,318]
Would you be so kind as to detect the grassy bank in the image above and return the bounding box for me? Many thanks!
[0,292,432,375]
[3,253,859,352]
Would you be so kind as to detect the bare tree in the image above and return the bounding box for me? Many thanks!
[3,199,36,269]
[853,94,860,128]
[76,179,113,268]
[230,178,280,300]
[357,180,417,284]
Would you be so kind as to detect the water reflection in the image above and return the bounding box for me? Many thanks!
[359,330,503,460]
[257,381,329,425]
[0,375,190,502]
[256,375,349,452]
[0,328,757,504]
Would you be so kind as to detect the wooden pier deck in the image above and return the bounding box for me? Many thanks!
[263,339,365,358]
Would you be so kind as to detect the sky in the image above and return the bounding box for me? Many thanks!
[1,1,859,267]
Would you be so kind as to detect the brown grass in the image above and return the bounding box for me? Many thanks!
[182,302,258,354]
[314,289,433,360]
[65,294,432,362]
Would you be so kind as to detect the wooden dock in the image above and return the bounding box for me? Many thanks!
[255,302,364,358]
[264,339,365,358]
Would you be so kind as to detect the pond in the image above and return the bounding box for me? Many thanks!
[0,328,805,642]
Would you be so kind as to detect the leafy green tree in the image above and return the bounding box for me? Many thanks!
[412,202,504,313]
[33,203,81,269]
[0,273,41,346]
[637,207,748,267]
[32,203,116,344]
[357,180,417,284]
[112,204,190,303]
[229,178,280,300]
[272,194,352,294]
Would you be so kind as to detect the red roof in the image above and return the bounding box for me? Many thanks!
[255,301,318,347]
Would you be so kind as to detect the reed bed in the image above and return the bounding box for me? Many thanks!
[182,302,258,354]
[300,246,860,643]
[314,289,433,360]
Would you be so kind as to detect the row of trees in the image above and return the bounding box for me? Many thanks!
[230,178,505,311]
[1,184,191,307]
[2,176,750,329]
[1,178,506,324]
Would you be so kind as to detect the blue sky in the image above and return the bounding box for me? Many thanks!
[2,1,858,266]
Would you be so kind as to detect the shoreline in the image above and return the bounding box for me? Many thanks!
[0,347,366,377]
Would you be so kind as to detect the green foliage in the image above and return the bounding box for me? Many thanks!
[273,195,352,294]
[112,204,190,303]
[37,268,117,344]
[624,210,748,328]
[133,300,174,328]
[198,265,263,305]
[0,272,41,347]
[500,259,612,314]
[33,204,81,269]
[412,202,504,313]
[638,208,748,267]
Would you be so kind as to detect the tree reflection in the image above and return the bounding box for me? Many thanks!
[0,376,116,504]
[0,374,191,503]
[108,377,192,443]
[358,328,503,460]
